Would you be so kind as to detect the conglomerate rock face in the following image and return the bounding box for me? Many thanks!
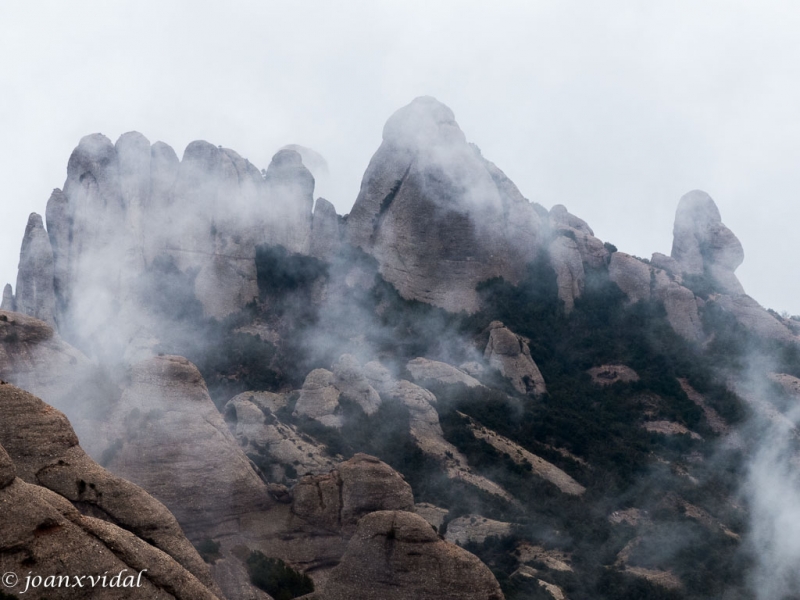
[345,96,545,313]
[100,355,273,539]
[0,382,222,599]
[670,190,744,294]
[14,213,57,328]
[39,132,327,361]
[484,322,547,395]
[310,510,505,600]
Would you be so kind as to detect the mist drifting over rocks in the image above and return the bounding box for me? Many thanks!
[2,96,800,599]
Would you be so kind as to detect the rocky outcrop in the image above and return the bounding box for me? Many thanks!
[294,356,382,428]
[331,354,382,414]
[310,198,341,259]
[224,392,336,481]
[415,502,449,530]
[608,252,704,341]
[263,148,315,254]
[0,382,221,597]
[15,213,57,328]
[587,364,640,386]
[484,322,546,395]
[0,310,100,450]
[36,133,321,360]
[548,205,609,313]
[406,357,482,388]
[444,515,515,546]
[100,356,273,539]
[713,294,798,343]
[346,96,544,313]
[312,510,505,600]
[460,412,586,496]
[670,190,744,294]
[294,368,344,427]
[1,283,14,311]
[292,454,414,533]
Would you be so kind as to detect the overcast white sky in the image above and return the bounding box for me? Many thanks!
[2,1,799,313]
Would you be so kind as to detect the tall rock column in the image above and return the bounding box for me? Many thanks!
[670,190,744,294]
[15,213,57,328]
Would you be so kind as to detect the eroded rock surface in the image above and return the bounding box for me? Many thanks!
[312,510,505,600]
[406,357,482,388]
[15,213,57,328]
[346,96,544,313]
[292,454,414,533]
[670,190,744,294]
[608,252,704,341]
[484,322,546,395]
[100,356,273,539]
[0,383,221,597]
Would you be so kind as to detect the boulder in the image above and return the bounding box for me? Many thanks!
[346,96,544,313]
[314,510,505,600]
[294,368,343,428]
[15,213,57,328]
[670,190,745,294]
[406,357,482,388]
[484,322,547,395]
[291,454,414,532]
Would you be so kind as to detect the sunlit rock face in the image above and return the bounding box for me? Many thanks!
[346,96,545,313]
[670,190,744,294]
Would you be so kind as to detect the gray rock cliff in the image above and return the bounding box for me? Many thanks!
[346,96,545,313]
[15,213,57,328]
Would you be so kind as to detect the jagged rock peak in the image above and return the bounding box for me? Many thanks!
[346,96,544,313]
[15,212,57,328]
[671,190,744,294]
[0,284,13,311]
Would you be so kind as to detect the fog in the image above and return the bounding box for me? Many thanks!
[2,1,800,314]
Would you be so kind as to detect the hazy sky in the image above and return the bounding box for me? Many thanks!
[2,1,799,313]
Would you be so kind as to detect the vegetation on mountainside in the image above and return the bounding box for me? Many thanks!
[143,241,799,599]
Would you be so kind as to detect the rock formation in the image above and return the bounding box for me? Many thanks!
[406,357,482,388]
[484,322,547,395]
[346,96,544,313]
[310,510,505,600]
[548,204,609,312]
[670,190,744,294]
[0,382,222,598]
[444,515,515,546]
[293,355,383,428]
[224,391,336,481]
[310,198,341,259]
[14,213,57,328]
[292,454,414,533]
[608,252,704,341]
[1,283,13,311]
[100,356,273,539]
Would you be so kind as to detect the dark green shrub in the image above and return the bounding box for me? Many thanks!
[246,551,313,600]
[194,538,222,564]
